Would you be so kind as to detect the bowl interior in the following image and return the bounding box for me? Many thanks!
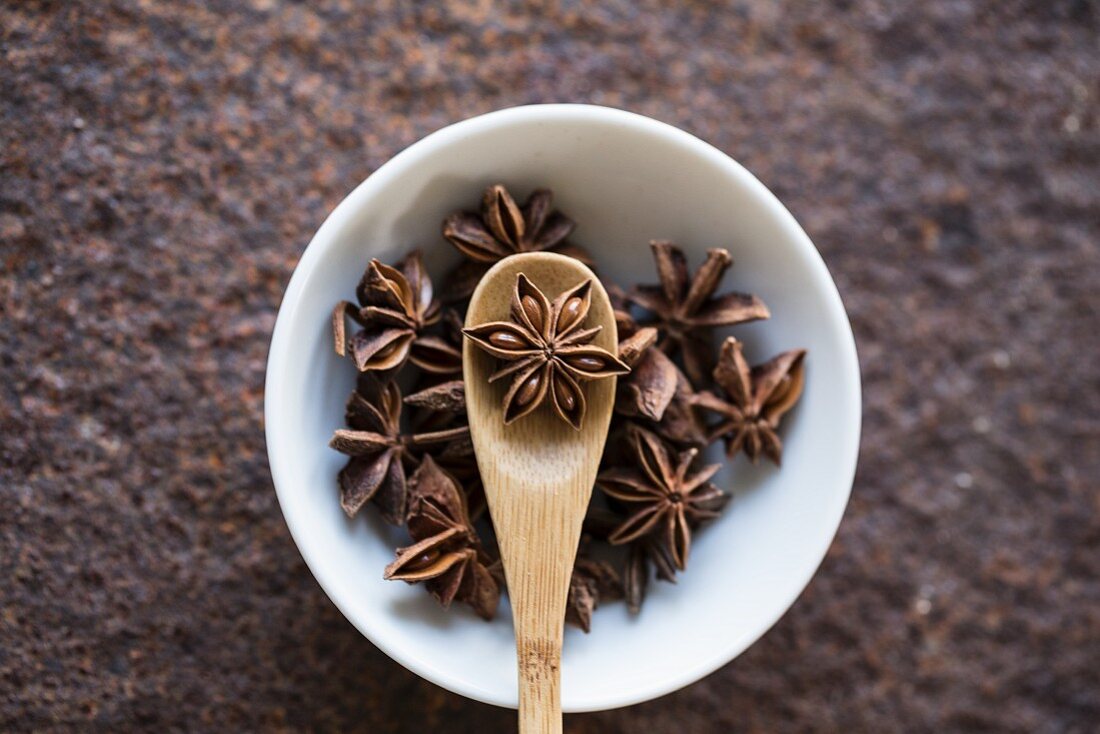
[265,105,860,712]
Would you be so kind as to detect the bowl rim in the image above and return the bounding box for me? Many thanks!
[265,103,862,712]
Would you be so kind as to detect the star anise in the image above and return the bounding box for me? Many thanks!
[434,431,488,522]
[402,379,488,520]
[650,365,711,448]
[330,377,468,524]
[332,250,454,373]
[463,274,630,429]
[581,506,680,615]
[441,185,591,299]
[623,535,680,614]
[404,379,466,415]
[565,555,623,633]
[597,425,726,570]
[411,306,464,375]
[694,337,807,465]
[615,324,680,424]
[384,456,500,620]
[629,241,770,384]
[328,211,803,629]
[613,314,709,447]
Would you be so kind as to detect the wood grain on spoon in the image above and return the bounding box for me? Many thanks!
[464,253,619,734]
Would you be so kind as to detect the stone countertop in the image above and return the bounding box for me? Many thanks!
[2,1,1097,731]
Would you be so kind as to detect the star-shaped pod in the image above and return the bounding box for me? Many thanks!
[463,275,630,429]
[383,456,500,620]
[694,337,806,464]
[629,241,770,384]
[440,185,592,299]
[597,425,726,571]
[329,377,468,524]
[332,250,459,374]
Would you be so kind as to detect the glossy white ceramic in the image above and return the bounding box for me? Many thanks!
[265,105,861,712]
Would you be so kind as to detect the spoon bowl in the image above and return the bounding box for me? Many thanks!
[463,252,619,733]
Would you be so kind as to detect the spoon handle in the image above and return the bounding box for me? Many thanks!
[498,492,577,734]
[516,627,563,734]
[461,254,620,734]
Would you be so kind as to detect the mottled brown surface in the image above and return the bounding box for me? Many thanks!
[2,1,1098,731]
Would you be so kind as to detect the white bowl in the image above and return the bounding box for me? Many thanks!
[265,104,860,712]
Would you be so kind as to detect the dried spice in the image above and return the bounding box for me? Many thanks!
[384,456,500,620]
[328,182,807,628]
[650,365,711,448]
[694,337,807,465]
[401,379,487,519]
[612,311,707,447]
[597,425,726,570]
[583,495,688,614]
[616,333,680,424]
[613,321,674,419]
[463,274,630,429]
[623,536,680,614]
[404,379,466,414]
[445,185,577,263]
[442,185,590,299]
[332,251,450,373]
[565,555,623,633]
[330,377,468,524]
[629,241,770,384]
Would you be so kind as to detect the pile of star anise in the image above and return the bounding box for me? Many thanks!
[329,184,807,632]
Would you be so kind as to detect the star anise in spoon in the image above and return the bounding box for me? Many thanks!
[329,377,468,524]
[332,250,449,373]
[441,185,591,299]
[463,274,630,429]
[694,337,807,465]
[629,241,770,384]
[384,456,500,620]
[597,424,726,570]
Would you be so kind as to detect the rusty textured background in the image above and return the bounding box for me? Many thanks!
[2,1,1098,731]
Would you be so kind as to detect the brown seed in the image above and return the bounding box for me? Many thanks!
[569,355,604,372]
[521,295,544,332]
[560,390,575,411]
[374,339,399,359]
[515,373,543,406]
[489,331,527,349]
[557,378,577,410]
[495,188,523,244]
[404,550,439,573]
[557,296,583,332]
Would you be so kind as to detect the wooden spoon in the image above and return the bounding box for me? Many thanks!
[464,252,619,734]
